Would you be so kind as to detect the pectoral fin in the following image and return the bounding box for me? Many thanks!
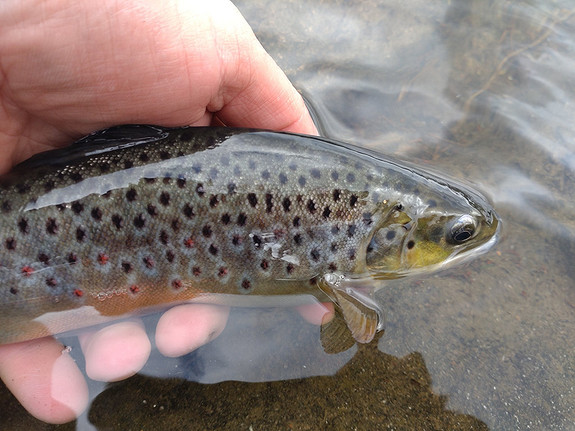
[318,273,385,346]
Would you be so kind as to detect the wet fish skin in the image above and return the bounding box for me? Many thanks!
[0,126,499,345]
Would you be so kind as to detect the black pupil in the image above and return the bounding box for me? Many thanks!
[454,230,472,242]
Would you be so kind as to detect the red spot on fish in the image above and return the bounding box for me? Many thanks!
[218,267,228,277]
[98,253,109,265]
[172,279,183,289]
[183,237,195,248]
[192,267,201,277]
[73,289,83,297]
[129,285,140,294]
[21,266,34,276]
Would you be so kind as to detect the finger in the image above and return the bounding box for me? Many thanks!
[78,320,151,382]
[297,302,335,326]
[0,337,88,424]
[155,303,230,358]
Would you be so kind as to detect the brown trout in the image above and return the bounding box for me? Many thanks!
[0,126,499,345]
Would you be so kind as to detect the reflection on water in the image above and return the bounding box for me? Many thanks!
[2,0,575,429]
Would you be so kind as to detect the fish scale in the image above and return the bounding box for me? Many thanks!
[0,125,499,345]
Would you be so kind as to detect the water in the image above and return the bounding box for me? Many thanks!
[1,0,574,429]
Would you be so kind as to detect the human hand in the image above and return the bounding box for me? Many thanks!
[0,0,321,423]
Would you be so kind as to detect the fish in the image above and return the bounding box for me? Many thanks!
[0,125,500,346]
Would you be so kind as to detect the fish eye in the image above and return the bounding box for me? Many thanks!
[447,215,477,244]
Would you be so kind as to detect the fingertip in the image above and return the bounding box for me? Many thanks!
[297,301,335,326]
[156,304,229,358]
[80,321,151,382]
[0,337,88,424]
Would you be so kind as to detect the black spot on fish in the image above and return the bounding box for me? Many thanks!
[46,218,58,235]
[331,225,340,235]
[38,253,49,264]
[310,249,320,261]
[159,192,170,206]
[209,167,218,179]
[227,183,237,194]
[331,171,339,181]
[18,218,29,234]
[99,162,111,173]
[5,238,16,250]
[165,251,175,263]
[282,197,291,212]
[44,180,55,192]
[289,164,297,171]
[261,170,270,180]
[144,178,156,184]
[350,195,358,207]
[71,201,84,214]
[293,216,301,228]
[126,188,137,202]
[347,173,356,183]
[171,219,181,231]
[279,173,288,185]
[133,214,146,229]
[183,204,194,219]
[112,214,123,229]
[349,250,356,260]
[247,193,258,207]
[16,184,30,194]
[177,177,186,188]
[241,279,251,290]
[362,212,373,225]
[46,278,57,287]
[179,128,195,142]
[248,160,256,170]
[310,169,321,179]
[56,204,66,211]
[331,243,338,253]
[307,199,316,214]
[237,213,247,226]
[70,172,83,183]
[221,213,231,225]
[9,287,18,295]
[76,227,86,242]
[122,262,133,273]
[333,189,341,202]
[209,195,219,208]
[252,235,262,247]
[202,225,212,238]
[232,235,242,246]
[139,153,149,162]
[196,184,205,197]
[286,263,294,274]
[260,259,269,270]
[1,201,11,213]
[208,244,218,256]
[159,151,170,160]
[347,224,357,237]
[123,160,134,169]
[91,207,103,221]
[160,230,169,244]
[322,206,331,219]
[427,199,437,208]
[162,176,171,185]
[265,194,273,213]
[143,256,155,269]
[233,166,242,176]
[298,176,306,187]
[68,253,77,264]
[193,267,202,277]
[218,267,228,277]
[147,204,158,217]
[386,230,396,240]
[328,263,338,271]
[293,234,302,245]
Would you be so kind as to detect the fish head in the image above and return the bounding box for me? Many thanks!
[365,175,500,279]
